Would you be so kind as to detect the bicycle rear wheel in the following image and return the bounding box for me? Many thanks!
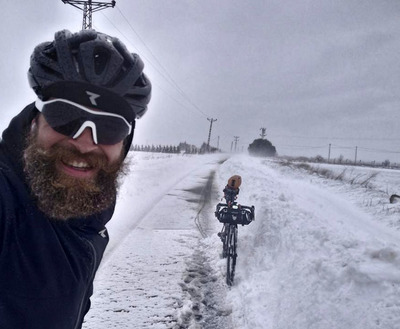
[226,225,237,286]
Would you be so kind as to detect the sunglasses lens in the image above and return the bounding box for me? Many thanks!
[41,102,85,136]
[39,100,131,145]
[95,119,131,145]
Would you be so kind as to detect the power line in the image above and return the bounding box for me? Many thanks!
[358,147,400,154]
[278,145,327,149]
[95,8,242,143]
[279,143,400,155]
[273,134,400,142]
[97,8,247,147]
[330,144,355,150]
[101,7,210,118]
[92,18,204,119]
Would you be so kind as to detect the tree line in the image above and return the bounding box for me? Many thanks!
[130,143,199,154]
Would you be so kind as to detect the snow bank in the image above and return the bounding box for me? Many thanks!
[214,155,400,329]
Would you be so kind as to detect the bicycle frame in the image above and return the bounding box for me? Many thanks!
[215,202,254,286]
[215,178,255,286]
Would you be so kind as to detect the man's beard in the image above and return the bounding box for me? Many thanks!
[23,134,126,220]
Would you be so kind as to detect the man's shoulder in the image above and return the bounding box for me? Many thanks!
[0,158,29,202]
[0,161,13,187]
[0,158,17,182]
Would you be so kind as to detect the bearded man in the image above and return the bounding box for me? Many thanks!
[0,29,151,329]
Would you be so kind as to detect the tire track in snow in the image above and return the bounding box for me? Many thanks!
[104,156,229,263]
[174,170,233,328]
[193,170,215,238]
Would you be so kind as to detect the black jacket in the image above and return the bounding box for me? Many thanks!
[0,104,114,329]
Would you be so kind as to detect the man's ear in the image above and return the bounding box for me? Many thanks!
[30,117,38,133]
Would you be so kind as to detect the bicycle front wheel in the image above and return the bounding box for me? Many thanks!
[226,225,237,286]
[222,223,230,258]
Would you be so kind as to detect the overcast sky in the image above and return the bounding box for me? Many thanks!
[1,0,400,163]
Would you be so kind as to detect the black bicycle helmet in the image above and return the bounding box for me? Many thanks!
[28,29,151,119]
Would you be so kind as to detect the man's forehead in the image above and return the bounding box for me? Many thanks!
[41,81,133,121]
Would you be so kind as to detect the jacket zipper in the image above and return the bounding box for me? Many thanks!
[73,239,97,329]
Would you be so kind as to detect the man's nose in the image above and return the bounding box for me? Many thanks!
[69,127,98,153]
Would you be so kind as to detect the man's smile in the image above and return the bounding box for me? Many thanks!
[59,159,97,178]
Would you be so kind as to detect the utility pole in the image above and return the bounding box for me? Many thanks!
[233,136,239,152]
[61,0,116,30]
[260,127,267,139]
[328,143,331,163]
[354,146,358,164]
[207,118,217,152]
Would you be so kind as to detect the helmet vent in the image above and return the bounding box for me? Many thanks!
[43,46,58,61]
[93,47,110,75]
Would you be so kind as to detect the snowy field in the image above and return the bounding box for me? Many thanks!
[83,152,400,329]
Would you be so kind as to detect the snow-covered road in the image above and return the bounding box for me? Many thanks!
[83,153,400,329]
[83,153,230,328]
